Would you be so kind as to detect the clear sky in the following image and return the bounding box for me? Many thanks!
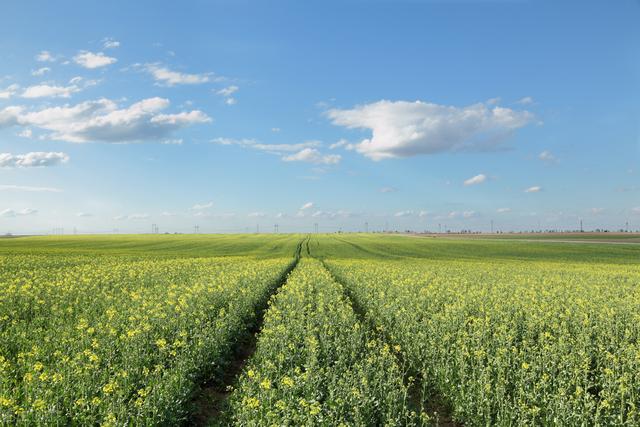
[0,0,638,234]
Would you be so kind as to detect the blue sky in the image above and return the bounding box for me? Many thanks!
[0,0,638,233]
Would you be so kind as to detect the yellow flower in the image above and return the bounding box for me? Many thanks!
[260,379,271,390]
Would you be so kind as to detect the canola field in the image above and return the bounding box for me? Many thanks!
[0,234,638,426]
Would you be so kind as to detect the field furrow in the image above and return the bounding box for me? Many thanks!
[224,258,421,426]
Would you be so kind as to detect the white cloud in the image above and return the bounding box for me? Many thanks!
[248,212,266,218]
[327,99,535,160]
[329,139,354,150]
[102,38,120,49]
[31,67,51,76]
[418,210,429,217]
[217,85,238,97]
[538,150,557,164]
[144,64,212,86]
[497,207,511,213]
[282,148,341,165]
[379,186,397,193]
[589,208,604,215]
[225,98,237,105]
[300,202,314,210]
[271,127,281,132]
[215,138,338,164]
[161,139,183,145]
[114,213,149,220]
[0,152,69,168]
[190,201,213,211]
[36,51,56,62]
[161,211,177,217]
[0,208,37,218]
[74,51,117,69]
[21,83,80,98]
[0,84,19,99]
[394,210,414,217]
[76,212,93,217]
[0,97,210,143]
[128,213,150,220]
[18,129,32,138]
[463,174,487,186]
[463,210,477,218]
[0,185,62,192]
[516,96,535,105]
[525,186,542,193]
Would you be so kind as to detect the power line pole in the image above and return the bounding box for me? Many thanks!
[314,223,318,234]
[365,222,368,233]
[580,218,583,233]
[490,220,494,234]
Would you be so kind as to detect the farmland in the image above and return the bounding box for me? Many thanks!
[0,234,639,425]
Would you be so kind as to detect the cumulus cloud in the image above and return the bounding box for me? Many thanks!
[21,83,81,99]
[394,210,414,217]
[329,139,352,150]
[0,185,62,192]
[589,208,604,215]
[525,186,542,193]
[463,174,487,186]
[0,152,69,168]
[0,84,19,99]
[31,67,51,76]
[74,51,117,69]
[516,96,535,105]
[215,138,337,164]
[538,150,558,164]
[0,97,210,143]
[217,85,238,97]
[144,64,212,86]
[0,208,37,218]
[300,202,314,210]
[36,51,56,62]
[497,207,511,213]
[309,210,353,219]
[327,99,535,160]
[247,212,266,218]
[18,129,32,138]
[76,212,93,217]
[225,98,237,105]
[102,38,120,49]
[282,148,341,165]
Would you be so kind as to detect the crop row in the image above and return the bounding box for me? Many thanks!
[0,254,294,425]
[326,258,640,426]
[226,258,421,426]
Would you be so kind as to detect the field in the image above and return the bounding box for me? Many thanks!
[0,234,639,425]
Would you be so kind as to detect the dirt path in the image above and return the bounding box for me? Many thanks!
[189,237,306,426]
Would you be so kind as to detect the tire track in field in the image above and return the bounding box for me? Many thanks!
[189,237,307,426]
[317,256,462,427]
